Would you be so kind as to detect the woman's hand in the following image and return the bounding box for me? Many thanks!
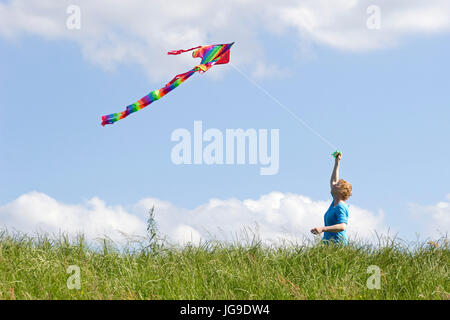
[311,226,324,235]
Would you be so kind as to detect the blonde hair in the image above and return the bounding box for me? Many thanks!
[336,179,352,201]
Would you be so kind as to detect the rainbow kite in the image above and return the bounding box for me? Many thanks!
[101,42,234,126]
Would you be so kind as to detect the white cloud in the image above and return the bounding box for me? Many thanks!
[1,0,449,81]
[0,0,273,81]
[135,192,388,245]
[0,192,146,242]
[277,0,450,51]
[173,225,203,246]
[0,191,388,245]
[409,194,450,239]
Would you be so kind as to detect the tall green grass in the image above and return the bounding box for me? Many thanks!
[0,227,448,300]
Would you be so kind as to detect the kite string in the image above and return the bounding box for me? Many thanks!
[230,62,338,151]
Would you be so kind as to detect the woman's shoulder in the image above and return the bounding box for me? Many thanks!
[335,201,350,211]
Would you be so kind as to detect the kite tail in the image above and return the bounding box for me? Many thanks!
[101,68,197,126]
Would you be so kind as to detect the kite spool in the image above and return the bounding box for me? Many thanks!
[331,150,342,159]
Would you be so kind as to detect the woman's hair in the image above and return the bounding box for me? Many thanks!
[336,179,352,201]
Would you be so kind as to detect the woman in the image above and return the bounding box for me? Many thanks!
[311,153,352,245]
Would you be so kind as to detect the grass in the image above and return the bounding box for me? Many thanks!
[0,227,448,300]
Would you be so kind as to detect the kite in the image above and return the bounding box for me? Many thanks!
[101,42,234,126]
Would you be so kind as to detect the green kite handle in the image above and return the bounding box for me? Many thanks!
[331,150,342,158]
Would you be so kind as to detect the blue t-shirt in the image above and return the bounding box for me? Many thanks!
[323,201,349,245]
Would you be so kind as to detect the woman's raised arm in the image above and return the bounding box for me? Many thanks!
[330,153,341,189]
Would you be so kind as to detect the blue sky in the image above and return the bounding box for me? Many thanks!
[0,1,449,244]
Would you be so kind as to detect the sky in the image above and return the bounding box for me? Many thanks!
[0,0,449,245]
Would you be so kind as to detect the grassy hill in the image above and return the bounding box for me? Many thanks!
[0,229,448,300]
